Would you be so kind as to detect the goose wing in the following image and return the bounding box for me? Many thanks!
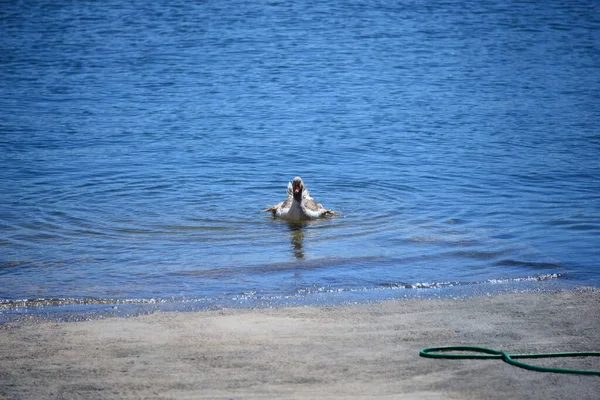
[302,197,323,212]
[302,197,336,217]
[263,196,293,214]
[262,203,281,213]
[263,182,294,213]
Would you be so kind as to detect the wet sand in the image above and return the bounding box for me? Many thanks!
[1,289,599,399]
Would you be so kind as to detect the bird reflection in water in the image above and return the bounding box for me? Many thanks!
[287,222,307,260]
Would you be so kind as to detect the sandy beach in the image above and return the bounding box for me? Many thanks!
[1,289,599,399]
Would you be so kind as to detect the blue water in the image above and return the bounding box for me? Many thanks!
[1,0,599,318]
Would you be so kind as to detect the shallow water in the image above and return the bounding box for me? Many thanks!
[1,0,599,319]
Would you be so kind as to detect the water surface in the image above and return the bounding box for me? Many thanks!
[1,0,599,319]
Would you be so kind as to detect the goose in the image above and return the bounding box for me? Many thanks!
[263,177,335,221]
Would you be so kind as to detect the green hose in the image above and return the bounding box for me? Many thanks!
[420,346,600,376]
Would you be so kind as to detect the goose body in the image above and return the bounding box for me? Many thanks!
[264,177,335,221]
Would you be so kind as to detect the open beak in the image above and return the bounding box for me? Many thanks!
[293,182,302,194]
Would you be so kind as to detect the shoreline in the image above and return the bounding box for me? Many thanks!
[1,288,599,399]
[0,276,578,324]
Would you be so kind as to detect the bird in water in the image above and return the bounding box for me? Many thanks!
[263,177,336,221]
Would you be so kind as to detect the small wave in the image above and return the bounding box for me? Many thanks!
[0,297,168,309]
[379,273,562,290]
[0,274,564,311]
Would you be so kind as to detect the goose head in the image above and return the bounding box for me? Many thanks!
[291,176,305,201]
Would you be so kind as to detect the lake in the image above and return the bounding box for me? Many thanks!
[1,0,599,320]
